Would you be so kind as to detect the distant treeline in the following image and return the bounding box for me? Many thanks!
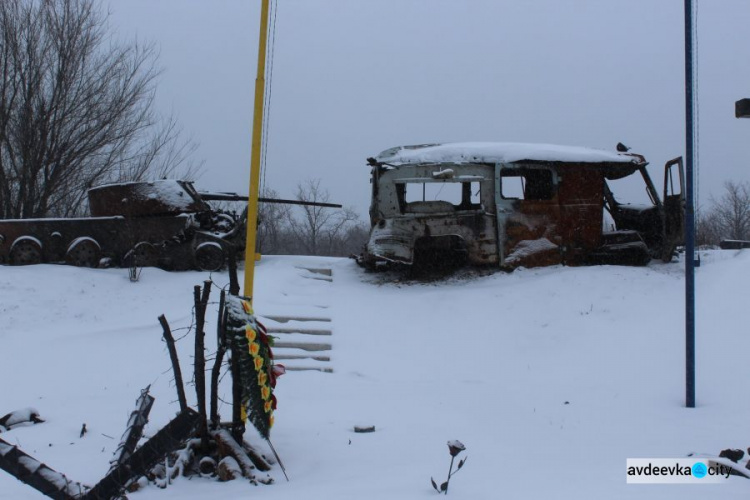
[213,180,369,258]
[697,180,750,246]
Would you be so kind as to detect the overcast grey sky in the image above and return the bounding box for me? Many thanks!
[107,0,750,219]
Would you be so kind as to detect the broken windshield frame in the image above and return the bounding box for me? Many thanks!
[395,178,484,214]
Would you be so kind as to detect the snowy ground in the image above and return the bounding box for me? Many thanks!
[1,250,750,499]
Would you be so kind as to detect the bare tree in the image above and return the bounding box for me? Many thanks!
[328,220,369,256]
[285,179,359,256]
[257,187,291,254]
[695,207,721,247]
[710,181,750,242]
[0,0,199,219]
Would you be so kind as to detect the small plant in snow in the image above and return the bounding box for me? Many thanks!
[431,440,467,494]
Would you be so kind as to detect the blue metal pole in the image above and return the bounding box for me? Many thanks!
[684,0,696,408]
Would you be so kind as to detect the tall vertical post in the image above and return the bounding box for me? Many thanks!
[684,0,696,408]
[243,0,271,301]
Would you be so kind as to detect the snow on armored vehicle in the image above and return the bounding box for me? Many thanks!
[0,180,244,271]
[361,142,685,270]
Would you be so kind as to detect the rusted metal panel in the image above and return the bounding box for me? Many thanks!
[88,180,208,217]
[501,201,562,268]
[557,166,604,264]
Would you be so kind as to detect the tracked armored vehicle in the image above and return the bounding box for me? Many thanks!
[0,180,244,271]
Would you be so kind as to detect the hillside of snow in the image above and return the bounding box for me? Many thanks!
[1,250,750,499]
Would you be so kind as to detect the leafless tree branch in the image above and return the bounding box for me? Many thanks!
[0,0,200,219]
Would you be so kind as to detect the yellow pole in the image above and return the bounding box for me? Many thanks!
[243,0,271,300]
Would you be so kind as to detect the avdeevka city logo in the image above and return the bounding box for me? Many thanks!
[691,462,708,478]
[626,458,732,483]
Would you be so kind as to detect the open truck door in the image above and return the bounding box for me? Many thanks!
[662,157,685,261]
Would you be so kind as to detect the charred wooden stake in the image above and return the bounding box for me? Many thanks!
[210,290,227,427]
[221,244,241,439]
[159,315,188,412]
[216,288,227,349]
[230,335,245,443]
[193,282,211,449]
[226,245,240,296]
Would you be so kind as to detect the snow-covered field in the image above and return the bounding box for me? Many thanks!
[2,250,750,499]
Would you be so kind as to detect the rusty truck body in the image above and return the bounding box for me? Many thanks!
[361,142,685,270]
[0,180,244,271]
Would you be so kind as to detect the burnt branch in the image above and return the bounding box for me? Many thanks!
[159,314,188,413]
[210,289,227,427]
[193,282,211,448]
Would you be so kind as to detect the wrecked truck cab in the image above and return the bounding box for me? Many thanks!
[366,160,498,268]
[361,142,684,271]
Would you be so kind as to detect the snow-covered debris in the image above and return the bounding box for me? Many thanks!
[431,168,455,179]
[0,408,43,431]
[504,238,559,265]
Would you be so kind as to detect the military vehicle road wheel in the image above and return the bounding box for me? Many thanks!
[65,237,101,267]
[10,237,43,265]
[125,242,159,268]
[195,242,225,271]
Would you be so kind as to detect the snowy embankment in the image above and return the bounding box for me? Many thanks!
[1,250,749,499]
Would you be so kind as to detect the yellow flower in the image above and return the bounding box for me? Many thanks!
[245,327,256,343]
[264,400,272,413]
[241,300,252,314]
[249,342,260,356]
[258,371,267,386]
[261,386,270,400]
[269,415,274,427]
[254,356,263,371]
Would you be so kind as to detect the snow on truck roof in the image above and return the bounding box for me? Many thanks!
[375,142,645,167]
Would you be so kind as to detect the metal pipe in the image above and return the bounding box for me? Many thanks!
[199,192,342,208]
[243,0,271,301]
[684,0,696,409]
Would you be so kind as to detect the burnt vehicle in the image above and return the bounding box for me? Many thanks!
[361,142,685,270]
[0,180,245,271]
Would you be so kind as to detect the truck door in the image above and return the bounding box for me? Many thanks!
[662,157,685,261]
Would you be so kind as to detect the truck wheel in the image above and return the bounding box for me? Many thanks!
[125,242,159,268]
[65,237,101,267]
[195,242,225,271]
[10,237,43,265]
